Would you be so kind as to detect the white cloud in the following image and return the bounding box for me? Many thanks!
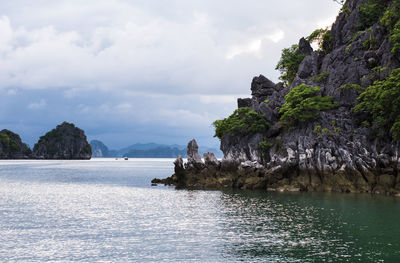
[0,0,342,147]
[226,30,285,60]
[28,99,46,110]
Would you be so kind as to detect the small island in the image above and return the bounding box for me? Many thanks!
[0,122,91,160]
[154,0,400,196]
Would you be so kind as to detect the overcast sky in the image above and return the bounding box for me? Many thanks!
[0,0,341,149]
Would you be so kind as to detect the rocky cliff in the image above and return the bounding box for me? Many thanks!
[155,0,400,195]
[33,122,92,159]
[90,140,110,158]
[0,129,32,159]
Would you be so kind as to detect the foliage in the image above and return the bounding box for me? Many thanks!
[358,0,387,30]
[38,122,76,143]
[307,28,329,49]
[363,36,377,50]
[259,141,273,157]
[313,121,340,136]
[379,0,400,54]
[314,125,322,135]
[311,72,330,84]
[321,30,333,54]
[0,130,24,154]
[213,107,269,140]
[275,44,306,86]
[345,44,352,54]
[390,20,400,54]
[306,28,333,54]
[0,133,10,148]
[380,0,400,29]
[264,99,269,104]
[354,68,400,140]
[279,84,338,125]
[339,83,364,91]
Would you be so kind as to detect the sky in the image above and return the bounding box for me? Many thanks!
[0,0,341,149]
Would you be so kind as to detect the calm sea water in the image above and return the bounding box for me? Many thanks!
[0,159,399,262]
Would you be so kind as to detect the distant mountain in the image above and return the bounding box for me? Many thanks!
[90,140,110,157]
[124,146,185,158]
[90,141,223,158]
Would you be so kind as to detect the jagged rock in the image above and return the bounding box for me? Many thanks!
[204,152,220,166]
[187,139,202,164]
[0,129,32,159]
[33,122,91,160]
[237,98,252,108]
[174,155,184,173]
[259,102,277,123]
[251,75,276,98]
[298,37,313,55]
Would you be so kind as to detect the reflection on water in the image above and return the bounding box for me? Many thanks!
[0,159,398,262]
[219,191,400,262]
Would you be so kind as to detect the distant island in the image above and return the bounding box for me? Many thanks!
[154,0,400,196]
[0,122,91,160]
[0,123,222,160]
[90,140,223,158]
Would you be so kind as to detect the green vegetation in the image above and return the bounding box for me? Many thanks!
[213,107,269,140]
[306,29,333,54]
[259,141,273,157]
[321,30,333,54]
[264,99,269,104]
[0,130,29,155]
[307,28,328,48]
[339,83,364,91]
[0,133,10,148]
[354,68,400,140]
[314,125,322,135]
[313,121,340,136]
[380,0,400,29]
[345,44,352,54]
[358,0,387,30]
[389,20,400,54]
[363,35,377,50]
[275,44,306,86]
[379,0,400,54]
[311,72,330,84]
[38,122,76,144]
[279,84,338,125]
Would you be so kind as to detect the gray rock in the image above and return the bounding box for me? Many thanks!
[204,152,220,166]
[187,139,203,164]
[238,98,252,108]
[251,75,276,98]
[298,37,313,55]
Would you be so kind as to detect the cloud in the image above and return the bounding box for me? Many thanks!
[27,99,47,110]
[0,0,342,148]
[226,30,285,60]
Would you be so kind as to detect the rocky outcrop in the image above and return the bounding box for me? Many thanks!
[0,129,32,159]
[90,140,110,158]
[33,122,91,159]
[154,0,400,196]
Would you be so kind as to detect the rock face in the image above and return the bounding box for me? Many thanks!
[33,122,91,160]
[90,140,110,158]
[155,0,400,195]
[0,129,32,159]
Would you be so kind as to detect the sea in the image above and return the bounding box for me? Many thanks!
[0,158,399,262]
